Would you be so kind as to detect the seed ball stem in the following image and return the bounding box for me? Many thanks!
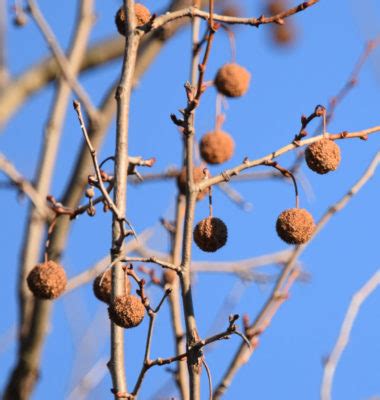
[193,216,228,252]
[276,208,315,245]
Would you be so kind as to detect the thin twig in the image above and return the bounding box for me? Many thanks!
[199,126,380,191]
[151,0,320,31]
[320,269,380,400]
[26,0,98,121]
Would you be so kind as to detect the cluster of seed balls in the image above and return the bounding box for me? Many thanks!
[186,63,252,253]
[93,269,145,329]
[190,138,342,252]
[276,138,341,244]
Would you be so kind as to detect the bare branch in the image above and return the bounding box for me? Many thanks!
[26,0,98,121]
[151,1,320,31]
[320,270,380,400]
[0,153,52,219]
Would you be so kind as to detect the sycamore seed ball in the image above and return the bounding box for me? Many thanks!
[177,166,207,201]
[193,217,228,252]
[276,208,315,245]
[200,131,235,165]
[214,63,251,98]
[108,295,145,329]
[93,269,131,304]
[115,3,151,36]
[27,261,67,300]
[163,270,177,286]
[305,139,341,174]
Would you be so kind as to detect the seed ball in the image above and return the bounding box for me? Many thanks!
[115,3,151,36]
[93,269,131,304]
[276,208,315,245]
[272,24,295,46]
[200,131,235,164]
[305,139,341,174]
[177,166,207,201]
[163,270,177,285]
[108,295,145,329]
[267,0,286,15]
[193,217,228,252]
[214,63,251,98]
[27,261,67,300]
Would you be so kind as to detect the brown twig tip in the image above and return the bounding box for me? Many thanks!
[72,99,80,110]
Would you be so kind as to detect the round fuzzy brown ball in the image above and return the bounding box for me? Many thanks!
[276,208,315,245]
[272,24,295,45]
[200,131,235,165]
[108,295,145,329]
[214,63,251,98]
[305,139,341,174]
[115,3,151,36]
[163,270,177,285]
[93,269,131,304]
[193,217,228,252]
[27,261,67,300]
[177,166,207,201]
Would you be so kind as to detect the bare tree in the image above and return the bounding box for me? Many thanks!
[1,1,380,399]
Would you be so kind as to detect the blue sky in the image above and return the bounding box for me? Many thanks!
[1,0,380,399]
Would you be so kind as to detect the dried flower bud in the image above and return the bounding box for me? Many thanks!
[85,187,95,198]
[27,261,67,300]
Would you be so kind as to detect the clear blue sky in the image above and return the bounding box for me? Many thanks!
[1,0,380,399]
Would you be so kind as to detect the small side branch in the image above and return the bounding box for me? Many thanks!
[320,270,380,400]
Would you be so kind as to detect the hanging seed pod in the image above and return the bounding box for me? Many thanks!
[276,208,315,244]
[177,166,207,201]
[93,268,131,304]
[27,261,67,300]
[200,130,235,164]
[193,216,228,252]
[214,63,251,98]
[115,3,151,36]
[108,295,145,328]
[305,139,341,174]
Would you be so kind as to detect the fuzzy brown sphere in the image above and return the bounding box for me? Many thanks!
[108,295,145,329]
[276,208,315,245]
[163,270,177,285]
[93,269,131,304]
[305,139,341,174]
[200,131,235,164]
[272,24,295,45]
[193,217,228,252]
[115,3,151,36]
[267,0,286,15]
[177,166,207,201]
[214,63,251,98]
[27,261,67,300]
